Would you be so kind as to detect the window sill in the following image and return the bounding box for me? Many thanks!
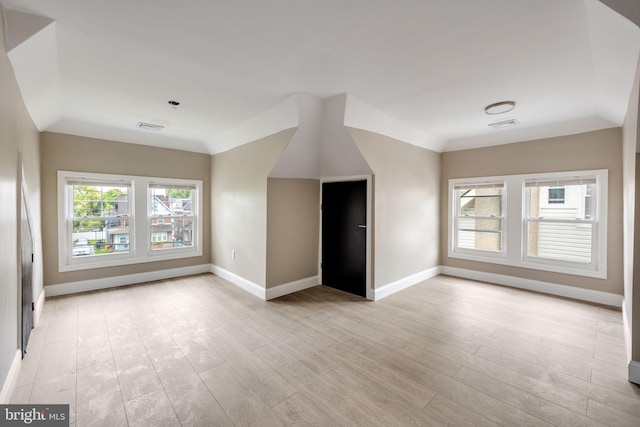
[59,248,203,272]
[448,250,606,280]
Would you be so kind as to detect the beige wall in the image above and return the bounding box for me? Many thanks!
[350,128,440,288]
[266,178,320,287]
[441,128,624,295]
[0,6,42,398]
[211,130,293,287]
[40,132,211,286]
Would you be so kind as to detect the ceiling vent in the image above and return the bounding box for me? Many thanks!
[488,119,519,129]
[136,121,164,131]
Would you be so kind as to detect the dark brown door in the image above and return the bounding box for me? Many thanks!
[21,192,33,357]
[321,180,367,297]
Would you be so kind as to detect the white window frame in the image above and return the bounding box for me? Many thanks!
[521,172,605,277]
[58,171,203,272]
[448,169,607,279]
[147,179,200,257]
[451,180,506,260]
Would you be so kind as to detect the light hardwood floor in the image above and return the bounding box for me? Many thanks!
[10,273,640,426]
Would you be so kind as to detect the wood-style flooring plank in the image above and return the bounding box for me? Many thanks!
[422,394,501,427]
[199,363,285,427]
[453,367,606,426]
[11,273,637,427]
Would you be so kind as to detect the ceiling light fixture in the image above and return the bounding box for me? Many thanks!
[485,101,516,115]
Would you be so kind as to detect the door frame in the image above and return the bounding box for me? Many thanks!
[319,175,373,300]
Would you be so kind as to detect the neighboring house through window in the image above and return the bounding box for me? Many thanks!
[148,183,196,251]
[453,182,504,255]
[525,176,598,266]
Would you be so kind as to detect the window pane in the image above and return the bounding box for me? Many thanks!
[458,188,502,217]
[150,187,193,217]
[527,221,592,263]
[457,218,502,252]
[72,219,130,256]
[72,185,129,218]
[149,185,195,251]
[529,184,593,220]
[150,216,194,250]
[527,183,595,264]
[548,187,565,204]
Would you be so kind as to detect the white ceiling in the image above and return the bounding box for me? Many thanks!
[2,0,640,154]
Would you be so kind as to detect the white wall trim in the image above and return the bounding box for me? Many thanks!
[45,264,211,297]
[34,288,45,326]
[0,350,21,403]
[266,276,319,300]
[623,300,632,363]
[210,264,266,300]
[374,266,442,300]
[442,266,623,307]
[629,361,640,385]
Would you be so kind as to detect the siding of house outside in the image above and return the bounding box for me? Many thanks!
[459,188,502,252]
[530,186,592,263]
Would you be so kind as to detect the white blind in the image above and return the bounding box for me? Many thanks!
[67,178,131,187]
[148,183,197,190]
[524,177,596,188]
[454,182,504,190]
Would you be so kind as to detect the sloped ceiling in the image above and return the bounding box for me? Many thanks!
[2,0,640,155]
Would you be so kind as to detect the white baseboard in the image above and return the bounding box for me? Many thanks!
[0,350,21,404]
[623,300,632,363]
[629,361,640,385]
[210,264,266,299]
[209,266,317,300]
[34,288,45,326]
[441,266,623,307]
[374,266,442,300]
[266,276,319,300]
[45,264,211,297]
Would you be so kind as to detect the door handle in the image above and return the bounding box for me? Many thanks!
[358,225,367,228]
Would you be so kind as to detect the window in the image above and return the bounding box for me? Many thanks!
[453,182,504,254]
[64,176,132,265]
[548,187,565,204]
[149,183,196,251]
[151,232,168,243]
[58,171,203,272]
[525,177,597,265]
[449,170,607,278]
